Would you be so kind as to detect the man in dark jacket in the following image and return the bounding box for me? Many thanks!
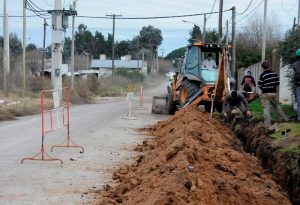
[292,48,300,122]
[222,90,251,120]
[258,61,288,127]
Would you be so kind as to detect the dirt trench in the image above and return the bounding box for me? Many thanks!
[235,124,300,204]
[94,106,291,205]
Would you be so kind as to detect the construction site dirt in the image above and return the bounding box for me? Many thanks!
[95,106,291,205]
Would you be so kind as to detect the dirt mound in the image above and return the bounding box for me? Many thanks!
[96,106,291,205]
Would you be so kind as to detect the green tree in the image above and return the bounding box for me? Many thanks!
[279,28,300,65]
[204,29,218,44]
[63,37,72,62]
[165,47,186,60]
[26,43,37,51]
[94,31,106,57]
[139,25,163,52]
[9,33,22,53]
[236,45,261,68]
[105,33,113,58]
[115,40,130,57]
[75,24,94,55]
[188,25,202,44]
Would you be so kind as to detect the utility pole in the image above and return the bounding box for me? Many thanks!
[3,0,10,96]
[160,49,164,58]
[298,0,300,26]
[70,0,77,91]
[156,53,159,75]
[231,7,236,81]
[218,0,223,44]
[137,36,140,69]
[225,20,229,45]
[41,19,48,89]
[106,14,122,80]
[203,14,207,42]
[142,48,145,71]
[261,0,268,62]
[22,0,26,96]
[52,0,63,108]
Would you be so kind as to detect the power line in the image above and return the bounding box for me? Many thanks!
[25,0,51,19]
[237,0,253,15]
[236,0,264,23]
[77,9,232,20]
[206,0,217,20]
[0,8,232,19]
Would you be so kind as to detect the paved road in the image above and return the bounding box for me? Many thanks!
[0,83,168,205]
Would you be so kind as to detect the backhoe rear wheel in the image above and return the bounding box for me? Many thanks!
[179,79,199,107]
[167,89,177,115]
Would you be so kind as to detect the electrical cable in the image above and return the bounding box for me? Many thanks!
[206,0,217,20]
[1,7,232,20]
[77,8,232,20]
[25,0,51,19]
[26,0,48,12]
[236,0,264,23]
[236,0,253,15]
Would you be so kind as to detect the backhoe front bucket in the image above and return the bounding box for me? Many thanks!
[152,96,168,114]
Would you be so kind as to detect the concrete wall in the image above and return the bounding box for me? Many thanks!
[279,64,294,105]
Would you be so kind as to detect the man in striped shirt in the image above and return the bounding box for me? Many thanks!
[258,61,288,127]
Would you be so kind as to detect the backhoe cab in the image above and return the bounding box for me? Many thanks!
[167,42,232,114]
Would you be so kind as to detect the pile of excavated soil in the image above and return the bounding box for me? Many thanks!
[96,106,291,205]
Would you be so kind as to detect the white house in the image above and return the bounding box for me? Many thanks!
[90,57,147,77]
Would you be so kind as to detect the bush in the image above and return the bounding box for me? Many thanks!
[115,68,145,82]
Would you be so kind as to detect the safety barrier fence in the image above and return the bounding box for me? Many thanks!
[21,87,84,164]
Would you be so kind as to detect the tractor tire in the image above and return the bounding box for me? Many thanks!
[179,79,199,107]
[167,90,177,115]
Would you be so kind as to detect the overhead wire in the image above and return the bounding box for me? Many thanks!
[206,0,217,20]
[3,4,233,21]
[236,0,264,23]
[236,0,253,15]
[77,9,232,20]
[25,0,51,19]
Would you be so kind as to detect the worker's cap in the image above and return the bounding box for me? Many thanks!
[247,70,251,74]
[296,49,300,57]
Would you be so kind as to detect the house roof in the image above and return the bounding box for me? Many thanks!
[91,60,144,69]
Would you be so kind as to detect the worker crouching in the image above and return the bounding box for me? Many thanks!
[222,90,252,121]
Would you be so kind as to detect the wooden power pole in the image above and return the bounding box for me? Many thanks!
[231,7,236,81]
[70,0,77,91]
[22,0,26,96]
[3,0,10,96]
[218,0,223,44]
[262,0,268,62]
[106,13,122,80]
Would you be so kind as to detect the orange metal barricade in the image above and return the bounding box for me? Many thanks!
[136,85,147,110]
[21,87,84,164]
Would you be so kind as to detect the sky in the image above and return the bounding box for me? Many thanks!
[0,0,299,56]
